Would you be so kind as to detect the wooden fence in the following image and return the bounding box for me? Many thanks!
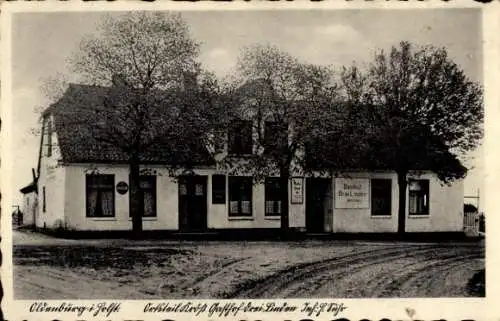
[464,212,484,236]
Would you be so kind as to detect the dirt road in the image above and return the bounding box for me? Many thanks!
[226,243,483,298]
[13,234,484,299]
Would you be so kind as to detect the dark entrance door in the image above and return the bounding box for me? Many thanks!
[306,178,330,233]
[178,176,208,231]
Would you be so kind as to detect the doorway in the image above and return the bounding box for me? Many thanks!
[306,178,332,233]
[178,176,208,231]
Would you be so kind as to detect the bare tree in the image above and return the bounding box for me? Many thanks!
[56,12,211,236]
[221,44,346,232]
[341,41,483,234]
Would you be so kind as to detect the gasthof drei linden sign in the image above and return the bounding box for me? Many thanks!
[334,178,370,209]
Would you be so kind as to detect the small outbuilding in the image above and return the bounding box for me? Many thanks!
[19,179,38,227]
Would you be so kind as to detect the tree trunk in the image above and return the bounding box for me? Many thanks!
[397,170,408,235]
[130,151,143,238]
[280,165,290,233]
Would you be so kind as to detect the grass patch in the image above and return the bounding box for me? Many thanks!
[14,245,191,269]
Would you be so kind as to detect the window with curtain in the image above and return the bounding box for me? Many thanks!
[128,176,157,217]
[409,179,430,215]
[265,177,282,216]
[228,176,252,216]
[86,175,115,217]
[371,179,392,216]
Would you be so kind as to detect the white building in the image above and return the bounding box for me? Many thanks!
[19,180,37,227]
[34,84,464,234]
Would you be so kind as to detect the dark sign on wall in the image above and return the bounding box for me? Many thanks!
[212,174,226,204]
[116,181,129,195]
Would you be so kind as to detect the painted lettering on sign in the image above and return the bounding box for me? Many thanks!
[291,177,304,204]
[334,178,369,209]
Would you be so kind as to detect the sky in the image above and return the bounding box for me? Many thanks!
[10,8,484,207]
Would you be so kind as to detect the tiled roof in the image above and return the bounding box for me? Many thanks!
[44,84,215,166]
[20,181,37,194]
[44,83,465,179]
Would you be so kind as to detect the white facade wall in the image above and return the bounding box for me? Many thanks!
[207,175,305,229]
[331,172,399,233]
[63,164,306,231]
[331,172,463,233]
[59,163,462,233]
[21,192,37,226]
[404,172,464,232]
[64,165,178,231]
[36,116,66,229]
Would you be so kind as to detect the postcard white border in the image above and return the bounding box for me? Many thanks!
[1,1,499,320]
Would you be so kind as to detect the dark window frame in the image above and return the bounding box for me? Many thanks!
[228,119,253,155]
[264,121,288,152]
[371,179,392,216]
[228,176,253,217]
[85,174,115,218]
[265,177,282,216]
[212,174,226,204]
[304,137,326,169]
[409,179,430,215]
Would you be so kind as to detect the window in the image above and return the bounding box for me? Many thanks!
[264,121,287,151]
[141,176,157,217]
[265,178,282,216]
[46,118,52,157]
[213,130,226,154]
[179,182,187,195]
[228,120,253,155]
[128,176,157,217]
[42,186,46,213]
[195,183,203,196]
[212,174,226,204]
[371,179,392,216]
[86,175,115,217]
[409,179,430,215]
[228,176,252,216]
[304,137,325,169]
